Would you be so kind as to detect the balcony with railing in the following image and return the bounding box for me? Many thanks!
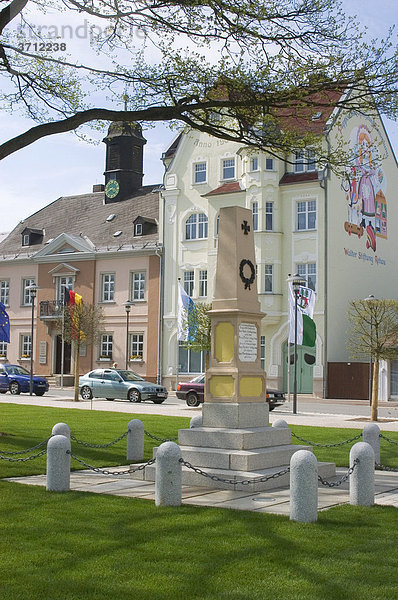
[39,300,63,319]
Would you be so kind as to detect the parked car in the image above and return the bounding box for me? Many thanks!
[79,368,168,403]
[176,375,286,410]
[0,363,49,396]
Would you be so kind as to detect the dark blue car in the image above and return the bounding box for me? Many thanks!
[0,363,49,396]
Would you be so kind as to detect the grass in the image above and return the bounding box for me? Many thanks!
[2,404,398,599]
[1,482,398,600]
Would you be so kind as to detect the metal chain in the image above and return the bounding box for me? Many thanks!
[318,459,359,487]
[68,451,156,475]
[291,432,362,448]
[179,458,290,486]
[375,463,398,472]
[379,433,398,447]
[0,437,50,455]
[70,431,128,448]
[144,430,178,443]
[0,448,47,462]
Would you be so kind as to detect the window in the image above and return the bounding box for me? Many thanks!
[131,272,145,301]
[199,270,207,297]
[20,334,32,358]
[22,234,30,246]
[260,335,265,371]
[265,158,274,170]
[100,334,113,359]
[0,341,7,357]
[297,263,316,292]
[222,158,235,180]
[184,271,194,297]
[250,157,259,171]
[56,276,74,304]
[215,215,219,237]
[0,280,9,306]
[130,333,144,359]
[265,265,273,293]
[295,150,316,173]
[297,200,316,230]
[22,278,35,306]
[185,213,208,240]
[178,343,206,373]
[265,202,273,231]
[101,274,115,302]
[252,202,259,231]
[194,162,207,184]
[135,223,143,236]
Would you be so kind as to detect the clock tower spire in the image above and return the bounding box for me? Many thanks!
[103,121,147,203]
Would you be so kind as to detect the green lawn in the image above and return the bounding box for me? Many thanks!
[1,404,398,600]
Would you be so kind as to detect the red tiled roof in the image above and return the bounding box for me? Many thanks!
[204,181,244,196]
[274,90,342,135]
[279,172,319,185]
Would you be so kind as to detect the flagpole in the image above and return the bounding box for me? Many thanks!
[61,307,65,389]
[175,279,181,390]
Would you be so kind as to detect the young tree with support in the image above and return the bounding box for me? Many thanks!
[347,298,398,421]
[60,302,104,402]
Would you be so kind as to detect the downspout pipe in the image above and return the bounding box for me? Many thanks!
[320,135,331,398]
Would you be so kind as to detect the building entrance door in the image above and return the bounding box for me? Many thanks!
[283,342,315,394]
[55,335,71,374]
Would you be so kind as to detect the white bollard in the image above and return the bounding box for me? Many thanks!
[290,450,318,523]
[155,441,182,507]
[349,442,375,506]
[46,434,71,492]
[272,419,289,428]
[362,423,380,464]
[127,419,144,462]
[190,415,202,428]
[51,422,70,438]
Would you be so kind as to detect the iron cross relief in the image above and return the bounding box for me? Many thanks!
[241,220,250,235]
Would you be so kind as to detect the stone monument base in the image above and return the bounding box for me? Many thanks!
[131,403,336,492]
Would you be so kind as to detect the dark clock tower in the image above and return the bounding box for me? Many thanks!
[103,121,147,203]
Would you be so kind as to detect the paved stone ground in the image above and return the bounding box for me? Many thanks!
[5,468,398,515]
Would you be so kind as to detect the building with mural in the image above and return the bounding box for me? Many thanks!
[160,100,398,399]
[0,122,163,383]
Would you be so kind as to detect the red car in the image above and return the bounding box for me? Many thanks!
[176,374,286,409]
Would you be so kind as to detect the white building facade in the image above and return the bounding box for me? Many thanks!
[160,105,398,400]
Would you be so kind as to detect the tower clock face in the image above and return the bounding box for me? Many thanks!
[105,180,120,199]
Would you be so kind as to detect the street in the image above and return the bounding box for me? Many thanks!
[1,387,398,431]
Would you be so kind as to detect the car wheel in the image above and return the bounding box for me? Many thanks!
[152,398,165,404]
[128,389,141,403]
[268,404,275,411]
[80,386,93,400]
[0,390,7,394]
[186,392,200,407]
[9,381,20,395]
[35,391,45,397]
[106,398,114,401]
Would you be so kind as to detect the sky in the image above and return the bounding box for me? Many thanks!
[0,0,397,233]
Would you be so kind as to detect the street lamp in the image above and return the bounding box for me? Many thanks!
[364,294,377,407]
[123,301,134,370]
[27,285,40,396]
[288,274,306,415]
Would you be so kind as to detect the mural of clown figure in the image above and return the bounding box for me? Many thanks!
[342,124,387,252]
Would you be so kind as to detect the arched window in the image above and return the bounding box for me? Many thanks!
[185,213,208,240]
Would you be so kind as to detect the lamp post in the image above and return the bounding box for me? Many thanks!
[27,285,40,396]
[123,301,134,370]
[288,274,306,415]
[364,294,377,407]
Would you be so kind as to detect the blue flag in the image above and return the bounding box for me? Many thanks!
[177,283,198,342]
[0,302,10,343]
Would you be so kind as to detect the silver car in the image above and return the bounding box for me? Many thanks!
[79,368,168,403]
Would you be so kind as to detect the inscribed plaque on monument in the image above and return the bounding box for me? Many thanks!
[238,323,257,362]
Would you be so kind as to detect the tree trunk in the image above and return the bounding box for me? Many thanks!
[73,341,80,402]
[370,359,379,421]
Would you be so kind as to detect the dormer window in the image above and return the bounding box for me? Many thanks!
[133,216,157,237]
[135,223,143,236]
[21,227,44,247]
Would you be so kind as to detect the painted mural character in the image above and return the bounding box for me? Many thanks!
[342,123,387,253]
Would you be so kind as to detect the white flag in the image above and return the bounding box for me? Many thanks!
[177,282,197,342]
[288,284,316,346]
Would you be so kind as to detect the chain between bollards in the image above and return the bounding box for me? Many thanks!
[318,459,359,487]
[291,432,362,447]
